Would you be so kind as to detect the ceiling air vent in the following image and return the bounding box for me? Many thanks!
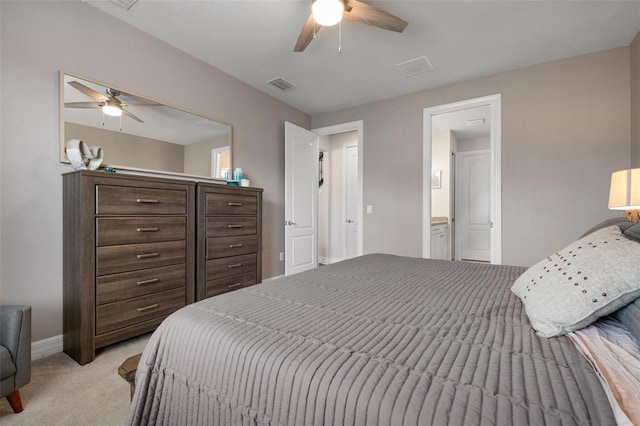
[397,56,434,77]
[267,77,296,92]
[109,0,139,10]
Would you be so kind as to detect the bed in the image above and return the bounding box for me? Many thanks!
[126,220,640,425]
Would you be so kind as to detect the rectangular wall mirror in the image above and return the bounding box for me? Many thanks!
[60,71,232,179]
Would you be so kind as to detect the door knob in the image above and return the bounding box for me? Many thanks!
[285,220,297,226]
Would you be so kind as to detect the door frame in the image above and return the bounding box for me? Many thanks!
[422,94,502,263]
[312,121,364,257]
[210,145,230,179]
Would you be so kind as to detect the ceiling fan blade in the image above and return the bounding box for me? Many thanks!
[343,0,408,33]
[121,103,160,107]
[122,108,144,123]
[64,102,102,109]
[294,13,321,52]
[67,81,109,102]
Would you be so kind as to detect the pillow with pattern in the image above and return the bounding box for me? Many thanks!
[512,225,640,337]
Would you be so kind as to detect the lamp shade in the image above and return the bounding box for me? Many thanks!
[608,168,640,209]
[312,0,344,26]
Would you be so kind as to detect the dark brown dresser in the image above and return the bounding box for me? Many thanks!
[63,171,195,365]
[196,183,263,300]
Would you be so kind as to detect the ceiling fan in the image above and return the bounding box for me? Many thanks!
[294,0,408,52]
[65,81,156,123]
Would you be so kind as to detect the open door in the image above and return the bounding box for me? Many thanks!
[285,122,319,276]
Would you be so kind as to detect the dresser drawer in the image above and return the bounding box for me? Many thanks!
[205,193,257,216]
[97,240,186,276]
[206,253,257,280]
[96,288,185,335]
[96,185,186,215]
[206,216,257,238]
[206,235,258,259]
[205,272,257,298]
[96,264,186,305]
[96,217,186,247]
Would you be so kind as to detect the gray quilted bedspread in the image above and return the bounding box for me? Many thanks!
[127,254,615,425]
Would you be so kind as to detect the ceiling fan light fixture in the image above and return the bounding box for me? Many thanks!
[312,0,344,26]
[102,102,122,117]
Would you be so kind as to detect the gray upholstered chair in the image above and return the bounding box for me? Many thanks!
[0,305,31,413]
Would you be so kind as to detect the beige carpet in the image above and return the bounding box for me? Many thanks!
[0,334,150,426]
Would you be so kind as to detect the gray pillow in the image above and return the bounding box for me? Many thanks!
[511,225,640,337]
[579,217,634,238]
[613,298,640,343]
[623,222,640,243]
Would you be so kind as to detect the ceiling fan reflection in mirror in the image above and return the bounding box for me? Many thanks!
[294,0,408,52]
[64,80,158,124]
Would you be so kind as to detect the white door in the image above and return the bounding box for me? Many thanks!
[457,150,491,261]
[285,122,319,276]
[344,144,358,259]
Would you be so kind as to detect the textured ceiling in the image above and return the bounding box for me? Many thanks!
[88,1,640,116]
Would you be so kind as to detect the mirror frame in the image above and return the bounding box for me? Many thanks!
[59,70,233,180]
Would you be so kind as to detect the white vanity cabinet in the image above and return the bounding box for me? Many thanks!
[430,223,448,260]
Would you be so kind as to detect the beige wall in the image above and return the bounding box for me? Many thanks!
[312,47,631,267]
[631,31,640,168]
[458,136,490,152]
[183,135,230,177]
[65,122,186,173]
[431,126,451,219]
[0,1,309,341]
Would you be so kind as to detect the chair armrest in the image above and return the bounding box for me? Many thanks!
[0,305,31,387]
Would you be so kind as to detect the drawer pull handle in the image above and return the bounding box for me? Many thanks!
[137,227,160,233]
[137,304,159,313]
[137,278,159,286]
[136,199,159,204]
[227,282,243,289]
[227,224,244,228]
[228,244,244,248]
[228,263,243,269]
[137,252,159,260]
[227,202,243,206]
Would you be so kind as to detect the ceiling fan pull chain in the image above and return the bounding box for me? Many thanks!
[338,20,342,53]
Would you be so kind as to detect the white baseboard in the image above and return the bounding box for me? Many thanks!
[263,274,285,282]
[32,334,63,360]
[319,257,344,265]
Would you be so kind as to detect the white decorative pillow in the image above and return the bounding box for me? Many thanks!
[511,225,640,337]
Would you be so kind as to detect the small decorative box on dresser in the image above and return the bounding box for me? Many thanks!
[63,171,195,365]
[196,183,263,301]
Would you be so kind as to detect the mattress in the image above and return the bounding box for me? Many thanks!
[127,254,616,425]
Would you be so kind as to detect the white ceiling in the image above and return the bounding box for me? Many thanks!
[433,106,490,141]
[87,1,640,116]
